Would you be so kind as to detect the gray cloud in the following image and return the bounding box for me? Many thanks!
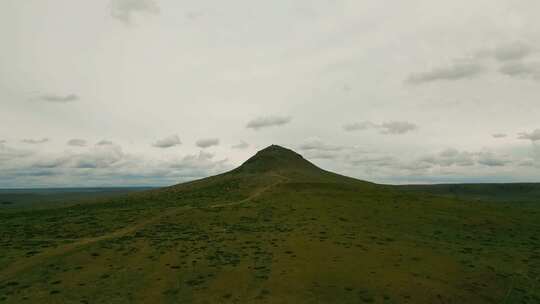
[96,140,114,146]
[492,42,535,62]
[0,142,233,187]
[34,144,125,169]
[343,121,378,132]
[299,138,345,151]
[396,161,432,172]
[0,145,33,163]
[169,151,225,170]
[303,151,340,160]
[34,157,68,169]
[343,121,417,135]
[38,94,79,103]
[0,140,5,144]
[152,135,181,148]
[246,116,292,130]
[380,121,417,135]
[71,146,124,169]
[231,141,249,149]
[348,156,396,167]
[67,138,87,147]
[407,63,485,84]
[420,148,475,167]
[110,0,160,25]
[419,149,512,168]
[477,152,511,167]
[22,138,49,144]
[196,138,220,148]
[298,138,347,160]
[492,133,507,138]
[499,62,540,81]
[518,129,540,141]
[518,159,536,167]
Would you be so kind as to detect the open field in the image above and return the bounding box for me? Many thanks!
[1,146,539,303]
[0,188,153,210]
[395,183,540,204]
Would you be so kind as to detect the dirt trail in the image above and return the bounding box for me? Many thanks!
[0,176,285,280]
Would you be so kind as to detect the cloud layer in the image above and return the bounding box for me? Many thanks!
[2,1,540,186]
[0,141,231,187]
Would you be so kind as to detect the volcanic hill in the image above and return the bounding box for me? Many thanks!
[0,145,539,303]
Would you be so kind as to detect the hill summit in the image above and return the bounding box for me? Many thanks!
[233,145,321,174]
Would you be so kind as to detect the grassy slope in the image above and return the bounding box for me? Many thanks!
[0,188,152,210]
[0,145,539,303]
[394,183,540,204]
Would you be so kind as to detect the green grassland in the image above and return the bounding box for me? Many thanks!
[0,188,152,210]
[394,183,540,204]
[1,145,539,303]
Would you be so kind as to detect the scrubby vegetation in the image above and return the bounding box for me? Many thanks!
[0,145,539,303]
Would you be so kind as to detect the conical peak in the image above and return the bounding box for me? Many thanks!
[235,145,318,173]
[257,145,303,158]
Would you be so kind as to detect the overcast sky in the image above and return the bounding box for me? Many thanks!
[1,0,540,187]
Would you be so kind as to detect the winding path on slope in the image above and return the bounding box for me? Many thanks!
[0,176,286,281]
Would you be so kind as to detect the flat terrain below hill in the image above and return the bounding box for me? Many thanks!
[1,145,539,303]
